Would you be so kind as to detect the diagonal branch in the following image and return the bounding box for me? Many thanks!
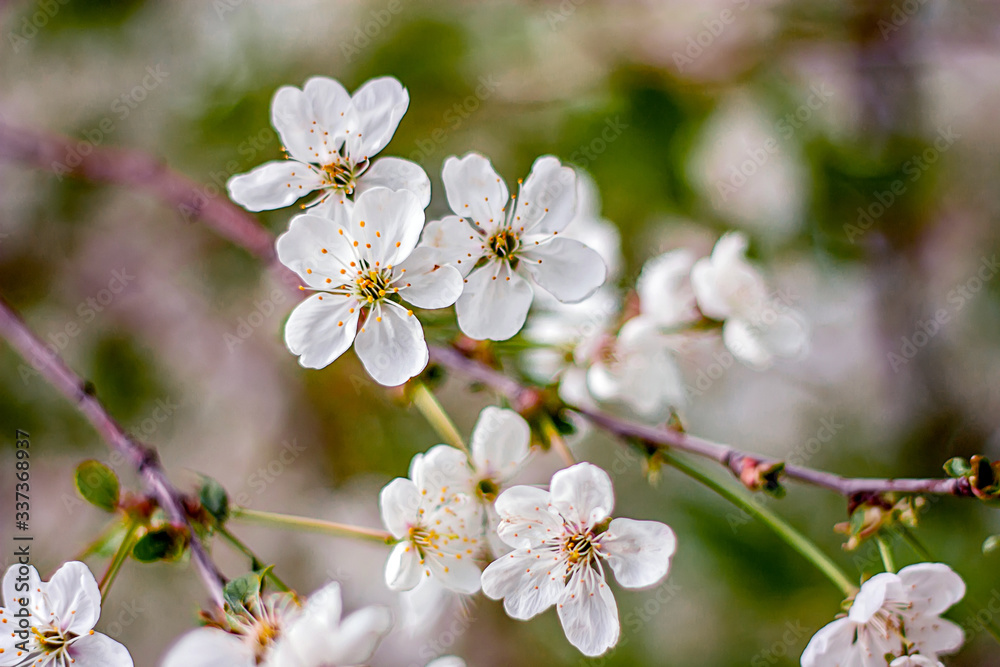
[0,296,226,608]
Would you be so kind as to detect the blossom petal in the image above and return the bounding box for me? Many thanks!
[284,294,360,370]
[356,157,431,209]
[395,247,464,310]
[481,548,563,619]
[600,518,676,589]
[410,444,473,497]
[456,262,533,341]
[45,561,102,634]
[302,76,354,154]
[271,84,325,164]
[442,153,508,229]
[276,210,357,286]
[848,573,901,624]
[636,249,698,326]
[494,485,564,549]
[227,161,324,212]
[557,567,620,657]
[419,215,485,277]
[2,563,42,618]
[385,541,423,592]
[354,301,428,386]
[517,156,576,235]
[520,237,607,304]
[327,605,394,665]
[161,628,254,667]
[379,478,421,538]
[550,462,614,529]
[906,616,964,658]
[67,632,133,666]
[347,76,410,160]
[351,187,425,268]
[800,617,858,667]
[897,562,966,616]
[427,553,483,595]
[470,406,530,481]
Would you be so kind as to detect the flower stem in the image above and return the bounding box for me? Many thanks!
[99,519,139,604]
[662,452,857,597]
[410,381,469,455]
[540,413,575,466]
[876,536,896,573]
[216,525,292,592]
[229,507,395,545]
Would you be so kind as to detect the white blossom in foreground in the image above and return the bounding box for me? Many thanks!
[425,658,466,667]
[277,187,462,386]
[481,463,677,657]
[379,447,484,594]
[691,232,807,369]
[162,582,390,667]
[228,76,429,216]
[800,563,965,667]
[889,658,943,667]
[421,152,607,340]
[0,561,133,667]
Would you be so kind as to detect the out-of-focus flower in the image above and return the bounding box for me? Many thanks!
[425,658,466,667]
[228,76,429,216]
[276,187,462,386]
[800,563,965,667]
[162,581,390,667]
[420,152,607,340]
[691,231,807,369]
[889,657,943,667]
[379,446,484,594]
[636,249,699,328]
[481,463,677,657]
[0,561,133,667]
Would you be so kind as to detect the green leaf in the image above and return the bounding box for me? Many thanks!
[74,460,120,512]
[848,509,866,536]
[132,527,187,562]
[983,535,1000,556]
[223,569,268,610]
[199,476,230,524]
[943,457,972,478]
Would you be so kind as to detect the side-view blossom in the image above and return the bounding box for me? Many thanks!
[161,581,391,667]
[636,248,699,328]
[228,75,430,216]
[277,186,462,386]
[481,462,677,657]
[0,561,133,667]
[800,562,965,667]
[420,152,607,341]
[691,231,807,369]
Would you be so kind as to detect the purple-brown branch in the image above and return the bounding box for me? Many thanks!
[0,120,977,502]
[0,297,226,608]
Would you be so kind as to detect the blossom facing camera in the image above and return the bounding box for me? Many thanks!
[481,462,677,657]
[801,562,966,667]
[277,187,463,386]
[0,561,133,666]
[420,152,608,341]
[227,75,430,216]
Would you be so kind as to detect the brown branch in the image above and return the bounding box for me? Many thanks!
[0,297,226,608]
[0,120,975,503]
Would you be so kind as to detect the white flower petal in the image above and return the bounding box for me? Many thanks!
[518,156,577,235]
[600,518,676,589]
[379,477,421,538]
[722,318,775,370]
[427,554,483,595]
[45,561,102,634]
[419,215,485,277]
[276,210,357,286]
[456,263,534,341]
[636,249,698,326]
[356,157,431,209]
[426,658,466,667]
[2,564,43,619]
[848,573,900,623]
[410,444,473,496]
[470,407,530,481]
[481,548,563,619]
[906,616,964,658]
[550,462,614,528]
[302,76,354,153]
[520,237,607,304]
[161,628,254,667]
[890,657,943,667]
[67,632,133,667]
[897,562,966,617]
[271,84,325,164]
[799,617,857,667]
[442,153,508,229]
[385,541,423,592]
[354,301,428,386]
[351,187,425,268]
[284,294,360,370]
[326,605,393,666]
[347,76,410,159]
[396,247,464,310]
[227,161,324,212]
[690,232,769,321]
[557,567,619,657]
[494,485,564,549]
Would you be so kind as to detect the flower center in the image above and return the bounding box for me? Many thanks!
[488,229,520,260]
[353,268,395,304]
[408,525,442,552]
[32,626,73,654]
[562,531,598,566]
[475,477,500,503]
[320,158,365,195]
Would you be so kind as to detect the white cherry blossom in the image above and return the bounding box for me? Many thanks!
[0,561,133,667]
[481,463,677,657]
[800,563,965,667]
[420,152,607,341]
[425,658,466,667]
[227,76,429,216]
[161,581,390,667]
[277,187,462,386]
[691,231,807,369]
[889,658,943,667]
[636,248,699,328]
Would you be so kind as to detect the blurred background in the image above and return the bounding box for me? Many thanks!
[2,0,1000,665]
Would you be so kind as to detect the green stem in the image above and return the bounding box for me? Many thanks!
[99,519,139,603]
[876,536,896,573]
[411,381,469,455]
[216,525,291,592]
[662,452,857,597]
[230,507,395,545]
[540,413,575,466]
